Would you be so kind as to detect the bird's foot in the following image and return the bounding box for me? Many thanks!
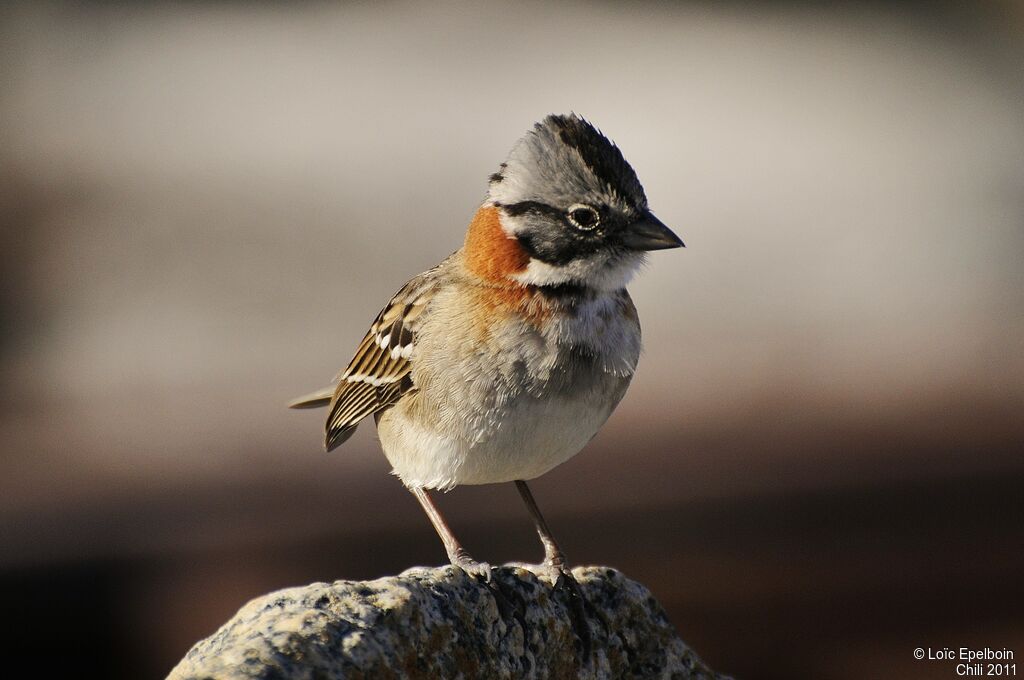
[534,555,571,585]
[449,549,492,582]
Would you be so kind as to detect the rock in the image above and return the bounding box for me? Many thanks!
[168,564,727,680]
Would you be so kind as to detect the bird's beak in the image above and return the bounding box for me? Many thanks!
[620,212,685,251]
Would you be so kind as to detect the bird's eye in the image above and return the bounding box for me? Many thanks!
[567,204,600,231]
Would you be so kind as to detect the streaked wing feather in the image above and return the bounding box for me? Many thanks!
[324,268,439,450]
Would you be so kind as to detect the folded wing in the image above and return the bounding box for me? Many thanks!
[317,268,440,451]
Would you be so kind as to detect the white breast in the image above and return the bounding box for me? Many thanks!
[453,387,623,484]
[380,377,626,489]
[376,291,640,490]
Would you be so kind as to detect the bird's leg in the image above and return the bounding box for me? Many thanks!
[515,480,568,570]
[515,479,592,661]
[411,487,491,580]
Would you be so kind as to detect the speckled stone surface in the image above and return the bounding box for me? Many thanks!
[167,565,728,680]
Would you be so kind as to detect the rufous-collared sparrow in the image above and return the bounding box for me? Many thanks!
[291,114,683,580]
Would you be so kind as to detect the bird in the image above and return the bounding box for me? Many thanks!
[290,114,683,580]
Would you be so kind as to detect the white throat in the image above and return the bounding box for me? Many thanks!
[511,252,645,292]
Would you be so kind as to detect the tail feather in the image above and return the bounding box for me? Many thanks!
[287,386,335,409]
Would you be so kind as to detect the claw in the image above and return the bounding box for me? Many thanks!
[451,550,492,582]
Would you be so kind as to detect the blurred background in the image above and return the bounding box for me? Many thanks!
[2,1,1022,678]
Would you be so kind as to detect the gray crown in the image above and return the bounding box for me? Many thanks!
[488,114,647,215]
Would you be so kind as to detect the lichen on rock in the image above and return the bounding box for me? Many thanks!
[168,564,727,680]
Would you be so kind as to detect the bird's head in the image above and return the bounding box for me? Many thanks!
[465,114,683,292]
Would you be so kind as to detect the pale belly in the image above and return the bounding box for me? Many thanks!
[376,378,628,490]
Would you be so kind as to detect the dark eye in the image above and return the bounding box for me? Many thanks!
[567,204,600,231]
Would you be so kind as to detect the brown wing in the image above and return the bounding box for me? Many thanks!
[323,269,438,451]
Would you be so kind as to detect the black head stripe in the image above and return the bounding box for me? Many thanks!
[515,230,572,266]
[501,200,564,220]
[500,201,581,265]
[544,115,646,210]
[489,162,508,184]
[499,199,628,267]
[515,225,608,267]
